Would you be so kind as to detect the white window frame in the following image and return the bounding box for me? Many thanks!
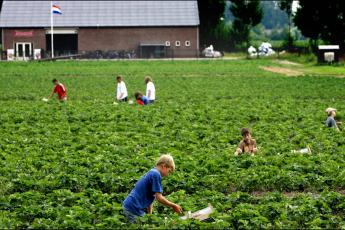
[175,40,181,47]
[165,41,171,47]
[185,40,191,47]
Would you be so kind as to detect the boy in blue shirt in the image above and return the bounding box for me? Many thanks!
[123,154,182,223]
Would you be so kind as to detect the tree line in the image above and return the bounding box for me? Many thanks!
[198,0,345,52]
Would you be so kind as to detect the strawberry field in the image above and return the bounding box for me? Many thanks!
[1,60,345,228]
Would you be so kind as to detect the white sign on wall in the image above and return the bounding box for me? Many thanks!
[7,49,15,61]
[34,49,42,60]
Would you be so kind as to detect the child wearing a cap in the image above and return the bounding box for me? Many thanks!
[325,108,341,131]
[234,128,258,156]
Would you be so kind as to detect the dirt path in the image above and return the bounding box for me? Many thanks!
[259,66,304,77]
[275,60,302,66]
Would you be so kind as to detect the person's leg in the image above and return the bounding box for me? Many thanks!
[149,100,155,104]
[119,97,128,102]
[59,97,67,103]
[123,207,139,223]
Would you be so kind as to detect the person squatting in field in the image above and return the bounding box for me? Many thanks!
[325,107,341,131]
[234,128,258,156]
[122,154,182,223]
[47,79,67,102]
[116,75,128,102]
[145,76,156,103]
[134,91,149,105]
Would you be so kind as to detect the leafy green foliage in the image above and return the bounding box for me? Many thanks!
[197,0,227,48]
[229,0,263,49]
[0,60,345,228]
[294,0,345,48]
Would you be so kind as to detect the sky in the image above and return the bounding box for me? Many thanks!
[292,1,299,13]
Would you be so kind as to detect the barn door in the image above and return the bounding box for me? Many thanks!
[15,42,32,60]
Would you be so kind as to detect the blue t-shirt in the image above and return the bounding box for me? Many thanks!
[123,168,163,216]
[141,96,149,105]
[325,116,337,128]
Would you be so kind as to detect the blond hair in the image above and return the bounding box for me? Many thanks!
[144,76,152,84]
[156,154,175,171]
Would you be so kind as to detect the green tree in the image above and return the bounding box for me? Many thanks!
[197,0,226,49]
[278,0,294,49]
[294,0,345,50]
[229,0,263,50]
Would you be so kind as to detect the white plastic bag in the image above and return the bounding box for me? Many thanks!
[181,204,214,221]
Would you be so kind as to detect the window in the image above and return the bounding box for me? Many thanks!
[165,41,171,47]
[175,41,181,47]
[185,41,191,47]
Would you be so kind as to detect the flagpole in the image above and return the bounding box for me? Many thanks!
[50,1,54,58]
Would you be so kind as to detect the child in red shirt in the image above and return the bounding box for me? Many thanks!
[47,79,67,102]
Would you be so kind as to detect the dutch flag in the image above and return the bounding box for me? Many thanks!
[52,4,62,14]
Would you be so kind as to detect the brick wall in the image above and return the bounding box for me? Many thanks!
[78,26,198,56]
[3,28,46,50]
[2,26,199,58]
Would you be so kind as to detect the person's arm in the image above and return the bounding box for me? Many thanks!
[155,193,182,214]
[336,118,342,125]
[335,125,340,132]
[332,118,340,131]
[117,83,124,100]
[146,83,152,98]
[147,203,153,214]
[252,140,258,153]
[47,88,55,99]
[234,148,242,156]
[118,93,124,100]
[234,141,243,156]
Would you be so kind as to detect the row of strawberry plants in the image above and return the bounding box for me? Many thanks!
[1,60,345,228]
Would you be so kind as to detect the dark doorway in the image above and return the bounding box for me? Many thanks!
[139,44,166,58]
[46,34,78,56]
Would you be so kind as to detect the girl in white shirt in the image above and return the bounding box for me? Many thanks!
[145,76,155,103]
[116,75,128,102]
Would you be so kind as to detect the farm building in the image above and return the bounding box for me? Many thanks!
[0,1,200,60]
